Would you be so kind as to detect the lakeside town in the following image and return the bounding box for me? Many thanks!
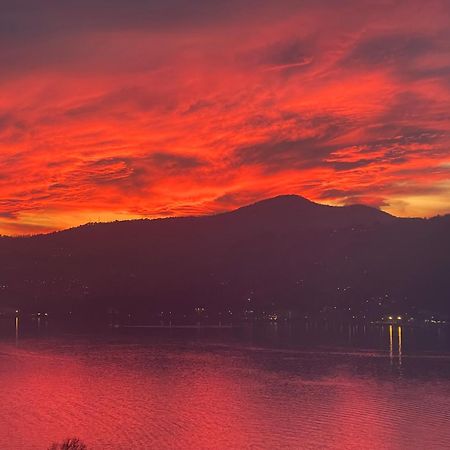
[1,304,447,328]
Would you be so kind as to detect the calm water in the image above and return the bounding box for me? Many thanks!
[0,321,450,449]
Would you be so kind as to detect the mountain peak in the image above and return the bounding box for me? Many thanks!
[252,194,316,205]
[233,194,318,214]
[220,193,395,229]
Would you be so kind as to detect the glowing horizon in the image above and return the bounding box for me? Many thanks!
[1,0,449,235]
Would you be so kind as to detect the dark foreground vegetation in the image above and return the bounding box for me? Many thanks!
[48,438,87,450]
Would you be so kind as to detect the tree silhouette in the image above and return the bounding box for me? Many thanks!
[48,437,87,450]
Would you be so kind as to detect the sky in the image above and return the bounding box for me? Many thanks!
[0,0,449,235]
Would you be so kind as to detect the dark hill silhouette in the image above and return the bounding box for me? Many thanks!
[225,195,395,228]
[0,195,448,319]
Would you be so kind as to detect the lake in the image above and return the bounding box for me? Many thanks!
[0,320,449,449]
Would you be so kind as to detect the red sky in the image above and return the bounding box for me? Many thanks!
[1,0,449,235]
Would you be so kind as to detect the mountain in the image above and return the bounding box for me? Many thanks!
[0,195,449,319]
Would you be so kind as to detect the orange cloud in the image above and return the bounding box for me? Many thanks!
[0,0,449,234]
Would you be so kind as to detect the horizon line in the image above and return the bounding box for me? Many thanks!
[2,194,448,239]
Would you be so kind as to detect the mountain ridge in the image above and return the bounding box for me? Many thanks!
[3,194,407,239]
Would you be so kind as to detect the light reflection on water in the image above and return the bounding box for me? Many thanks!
[15,316,19,344]
[0,320,449,449]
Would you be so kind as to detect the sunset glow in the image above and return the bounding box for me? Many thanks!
[1,0,449,235]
